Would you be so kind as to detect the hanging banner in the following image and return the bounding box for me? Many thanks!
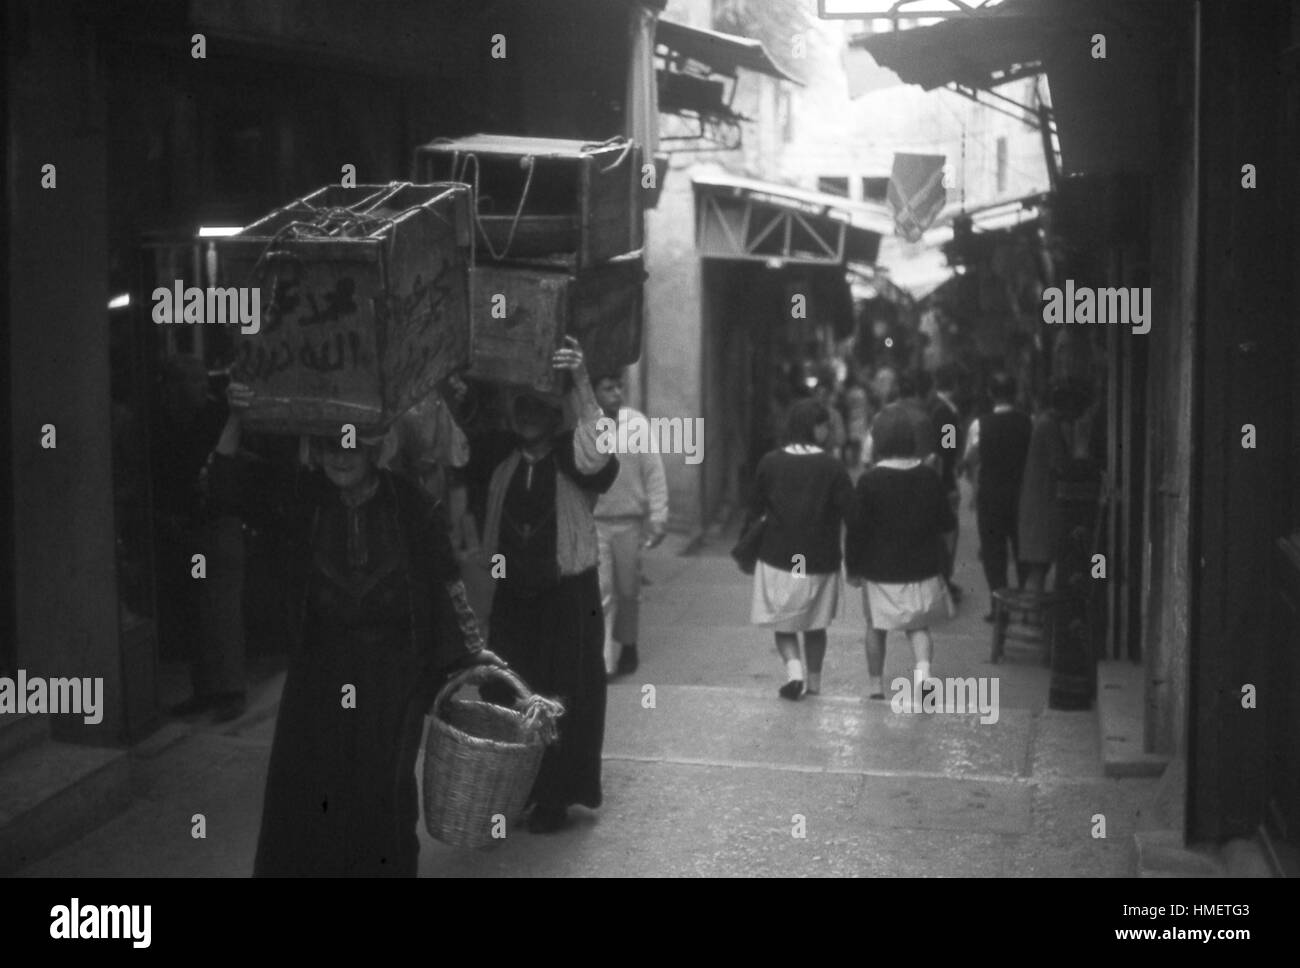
[888,152,947,243]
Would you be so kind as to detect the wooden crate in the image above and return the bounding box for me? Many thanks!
[219,183,472,435]
[468,255,645,393]
[414,134,643,270]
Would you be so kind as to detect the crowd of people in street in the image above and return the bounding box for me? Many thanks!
[141,332,1085,875]
[744,354,1069,702]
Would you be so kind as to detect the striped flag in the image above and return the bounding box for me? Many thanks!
[888,153,947,243]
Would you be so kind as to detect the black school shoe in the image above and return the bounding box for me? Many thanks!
[778,680,804,701]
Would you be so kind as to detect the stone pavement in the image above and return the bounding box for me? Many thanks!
[20,487,1162,877]
[422,493,1158,877]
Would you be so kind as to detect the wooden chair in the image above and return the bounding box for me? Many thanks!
[990,588,1064,664]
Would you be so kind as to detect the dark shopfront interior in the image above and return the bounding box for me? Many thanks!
[699,259,854,531]
[3,0,653,740]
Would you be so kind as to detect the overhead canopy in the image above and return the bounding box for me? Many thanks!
[693,173,891,267]
[867,192,1044,298]
[822,0,1005,15]
[415,134,621,159]
[656,19,802,83]
[695,174,895,233]
[849,0,1176,177]
[852,4,1048,91]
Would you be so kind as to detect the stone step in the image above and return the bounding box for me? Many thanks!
[0,739,131,873]
[1097,660,1169,777]
[0,713,49,763]
[1134,829,1225,877]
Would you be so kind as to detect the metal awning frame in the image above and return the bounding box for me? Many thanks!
[936,56,1061,186]
[696,191,850,266]
[654,50,750,153]
[659,109,745,152]
[820,0,1007,22]
[947,74,1054,132]
[654,19,801,84]
[654,18,799,155]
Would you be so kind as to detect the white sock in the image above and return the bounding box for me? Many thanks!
[806,672,821,694]
[914,661,931,687]
[868,675,884,696]
[785,658,804,682]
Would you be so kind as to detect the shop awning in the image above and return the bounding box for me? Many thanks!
[849,0,1174,177]
[656,19,801,84]
[693,173,892,266]
[868,192,1045,298]
[851,3,1049,91]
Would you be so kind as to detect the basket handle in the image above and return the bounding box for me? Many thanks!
[432,664,566,743]
[432,663,531,717]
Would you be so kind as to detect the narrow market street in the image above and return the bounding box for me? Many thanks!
[6,0,1298,901]
[20,490,1159,877]
[422,489,1156,876]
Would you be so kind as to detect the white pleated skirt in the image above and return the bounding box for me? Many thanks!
[750,561,841,632]
[862,575,953,631]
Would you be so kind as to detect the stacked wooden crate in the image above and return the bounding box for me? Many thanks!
[413,134,646,393]
[219,183,473,435]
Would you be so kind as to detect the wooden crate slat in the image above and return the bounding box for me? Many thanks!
[468,258,644,393]
[220,183,472,436]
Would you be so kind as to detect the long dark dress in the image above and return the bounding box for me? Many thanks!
[466,431,618,810]
[210,453,473,876]
[1017,413,1067,564]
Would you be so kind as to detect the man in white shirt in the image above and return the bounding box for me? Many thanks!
[592,372,669,678]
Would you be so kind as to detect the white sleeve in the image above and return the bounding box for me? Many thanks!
[572,407,612,475]
[964,417,981,460]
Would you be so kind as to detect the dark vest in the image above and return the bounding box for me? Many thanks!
[976,409,1032,514]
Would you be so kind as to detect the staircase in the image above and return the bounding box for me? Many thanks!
[0,713,131,873]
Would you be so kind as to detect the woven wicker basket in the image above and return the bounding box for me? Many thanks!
[422,664,561,848]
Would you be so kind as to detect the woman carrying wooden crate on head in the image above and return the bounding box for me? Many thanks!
[452,337,619,834]
[209,387,505,876]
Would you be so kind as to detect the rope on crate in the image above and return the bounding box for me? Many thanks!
[460,152,536,262]
[249,203,401,290]
[585,135,634,175]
